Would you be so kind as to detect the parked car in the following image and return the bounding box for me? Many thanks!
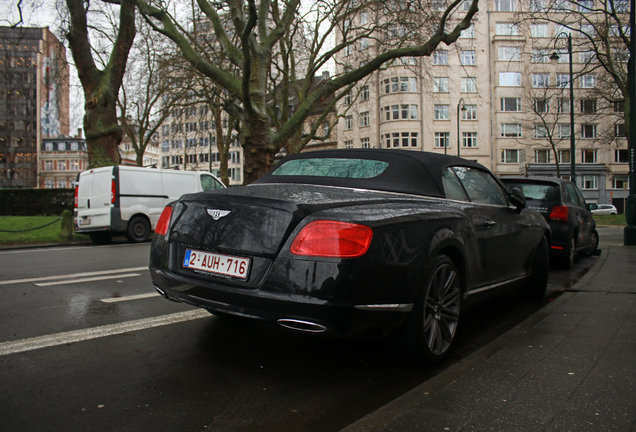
[500,176,598,269]
[75,166,224,244]
[591,204,618,215]
[150,149,550,366]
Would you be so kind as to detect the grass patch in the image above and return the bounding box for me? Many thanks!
[593,214,626,226]
[0,215,88,246]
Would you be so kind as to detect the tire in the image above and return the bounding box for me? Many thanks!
[126,216,150,242]
[525,236,549,300]
[579,230,599,257]
[89,231,113,245]
[402,255,462,366]
[559,235,576,269]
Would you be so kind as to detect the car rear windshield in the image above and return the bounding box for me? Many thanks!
[272,158,389,179]
[505,181,560,202]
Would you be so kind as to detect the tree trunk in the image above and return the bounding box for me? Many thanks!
[242,116,276,184]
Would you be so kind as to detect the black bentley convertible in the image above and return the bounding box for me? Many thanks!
[150,149,550,365]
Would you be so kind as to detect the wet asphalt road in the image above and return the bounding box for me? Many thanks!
[0,228,621,432]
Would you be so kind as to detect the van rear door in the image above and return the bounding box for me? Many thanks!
[161,171,197,207]
[76,168,112,230]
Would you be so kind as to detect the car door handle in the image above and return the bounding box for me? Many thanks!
[483,220,497,227]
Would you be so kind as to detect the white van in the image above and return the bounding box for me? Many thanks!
[74,166,224,244]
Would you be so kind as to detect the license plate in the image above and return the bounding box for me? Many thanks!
[183,249,250,279]
[79,218,91,226]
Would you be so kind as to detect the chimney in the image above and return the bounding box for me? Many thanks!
[76,128,83,139]
[322,71,330,80]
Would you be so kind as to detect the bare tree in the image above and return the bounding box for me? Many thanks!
[63,0,136,168]
[138,0,480,184]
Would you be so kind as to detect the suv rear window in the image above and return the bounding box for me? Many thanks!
[505,182,560,202]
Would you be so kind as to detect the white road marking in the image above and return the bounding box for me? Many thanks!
[0,267,148,286]
[0,243,149,255]
[34,273,140,287]
[101,292,160,303]
[0,309,211,357]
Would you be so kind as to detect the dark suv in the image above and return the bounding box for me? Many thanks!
[500,176,599,268]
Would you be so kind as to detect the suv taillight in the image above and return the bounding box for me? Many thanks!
[290,220,373,258]
[549,205,569,222]
[74,186,78,208]
[155,206,173,236]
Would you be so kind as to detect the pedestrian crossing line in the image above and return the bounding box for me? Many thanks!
[0,309,211,357]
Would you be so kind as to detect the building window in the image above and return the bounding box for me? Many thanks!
[615,149,629,162]
[162,140,170,152]
[71,160,79,171]
[534,125,548,138]
[499,72,521,86]
[44,160,53,171]
[360,85,369,101]
[558,150,571,163]
[535,149,551,163]
[615,101,625,112]
[460,23,475,38]
[461,77,477,92]
[613,175,629,189]
[433,77,449,92]
[582,149,597,163]
[532,74,550,88]
[434,104,450,120]
[495,0,517,11]
[344,140,353,148]
[530,0,547,11]
[433,50,448,65]
[463,132,478,148]
[582,175,598,190]
[501,97,521,111]
[462,105,477,120]
[495,23,520,36]
[58,161,67,171]
[344,92,352,104]
[558,99,571,113]
[578,0,593,11]
[499,47,521,61]
[558,124,571,138]
[531,48,550,63]
[187,138,197,147]
[435,132,450,148]
[580,74,597,88]
[534,99,549,113]
[361,137,371,148]
[580,99,597,113]
[460,51,476,65]
[57,179,66,188]
[581,124,597,138]
[344,115,353,130]
[45,142,53,151]
[360,111,370,127]
[71,142,78,151]
[501,123,522,137]
[58,143,66,151]
[531,23,549,37]
[501,149,519,163]
[44,179,54,189]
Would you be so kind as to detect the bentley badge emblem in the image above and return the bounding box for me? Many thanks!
[207,209,231,220]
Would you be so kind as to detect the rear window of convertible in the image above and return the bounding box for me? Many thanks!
[272,158,389,179]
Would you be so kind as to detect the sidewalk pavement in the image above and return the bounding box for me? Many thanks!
[343,243,636,432]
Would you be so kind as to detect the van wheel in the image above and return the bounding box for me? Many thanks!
[89,232,113,245]
[127,217,150,242]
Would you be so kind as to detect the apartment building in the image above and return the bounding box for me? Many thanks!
[40,133,87,188]
[0,26,69,188]
[334,1,630,210]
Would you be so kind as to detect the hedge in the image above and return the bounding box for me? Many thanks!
[0,189,74,216]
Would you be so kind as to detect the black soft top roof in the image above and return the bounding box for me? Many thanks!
[254,149,488,197]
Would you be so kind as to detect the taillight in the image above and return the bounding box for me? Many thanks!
[549,205,569,222]
[111,180,116,204]
[290,220,373,258]
[74,186,78,208]
[155,206,173,236]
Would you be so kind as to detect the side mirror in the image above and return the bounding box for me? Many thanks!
[587,203,598,211]
[509,187,526,212]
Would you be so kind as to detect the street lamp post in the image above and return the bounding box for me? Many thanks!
[457,98,466,158]
[550,32,575,182]
[625,0,636,245]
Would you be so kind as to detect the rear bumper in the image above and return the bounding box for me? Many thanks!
[149,266,411,339]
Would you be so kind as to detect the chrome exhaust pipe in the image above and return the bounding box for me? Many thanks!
[154,286,167,297]
[277,318,328,333]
